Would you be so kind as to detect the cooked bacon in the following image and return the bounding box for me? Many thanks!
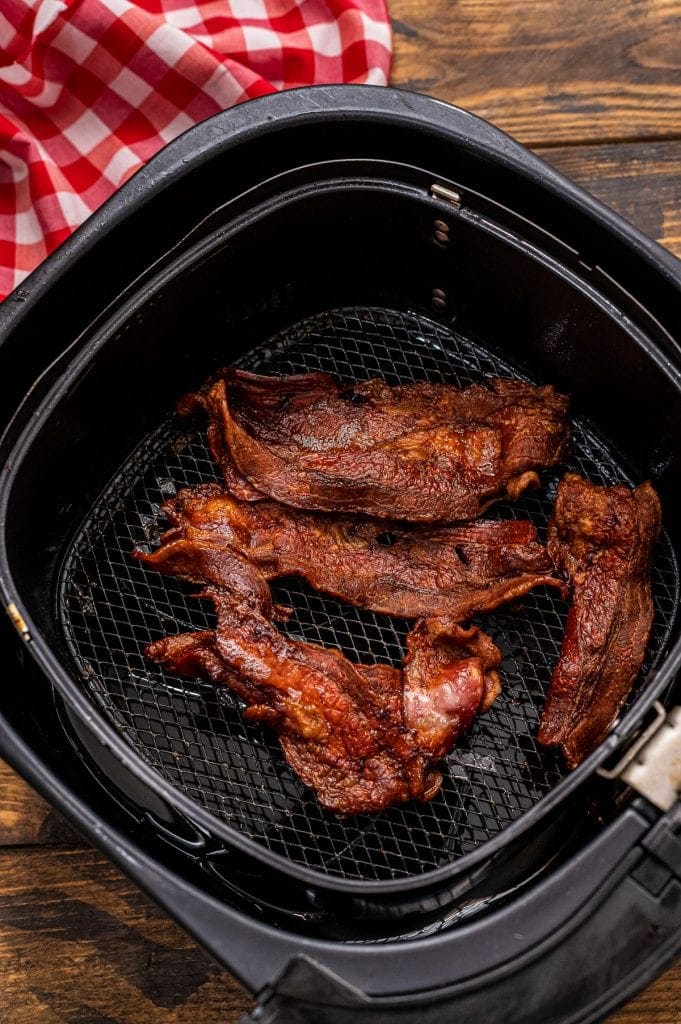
[538,474,661,768]
[134,483,564,619]
[146,586,500,815]
[183,370,570,522]
[403,618,501,760]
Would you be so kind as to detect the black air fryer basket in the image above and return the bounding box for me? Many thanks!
[1,87,681,1024]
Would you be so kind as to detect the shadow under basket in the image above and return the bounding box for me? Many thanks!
[1,87,681,1022]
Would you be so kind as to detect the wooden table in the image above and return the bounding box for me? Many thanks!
[2,2,681,1020]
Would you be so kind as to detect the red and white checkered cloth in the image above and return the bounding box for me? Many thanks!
[0,0,392,300]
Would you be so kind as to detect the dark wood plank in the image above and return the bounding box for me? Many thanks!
[610,966,681,1023]
[390,0,681,147]
[0,759,78,847]
[0,846,253,1023]
[538,140,681,258]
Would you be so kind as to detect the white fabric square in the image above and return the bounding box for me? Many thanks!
[363,66,388,86]
[0,11,17,49]
[103,0,134,17]
[51,21,100,63]
[201,64,247,106]
[159,111,195,143]
[241,25,282,51]
[163,6,203,30]
[34,0,67,37]
[0,64,32,87]
[62,109,111,150]
[109,66,155,105]
[54,190,91,225]
[305,21,342,57]
[14,209,44,245]
[357,11,391,48]
[145,23,196,63]
[228,0,268,18]
[13,267,31,289]
[102,145,141,185]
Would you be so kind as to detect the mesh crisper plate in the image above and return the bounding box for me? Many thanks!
[59,307,679,882]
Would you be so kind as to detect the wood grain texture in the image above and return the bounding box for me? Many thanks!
[0,759,78,847]
[0,847,253,1023]
[610,968,681,1024]
[390,0,681,146]
[537,139,681,258]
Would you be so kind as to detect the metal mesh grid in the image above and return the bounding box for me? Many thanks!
[59,306,679,882]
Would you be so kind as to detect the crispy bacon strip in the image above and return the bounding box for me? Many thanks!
[146,586,500,815]
[183,370,570,522]
[134,483,564,619]
[538,474,661,768]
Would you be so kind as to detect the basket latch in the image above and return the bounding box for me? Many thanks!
[598,702,681,811]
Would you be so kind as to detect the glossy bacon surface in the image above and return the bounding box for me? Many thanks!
[538,473,661,767]
[135,483,564,619]
[183,370,570,522]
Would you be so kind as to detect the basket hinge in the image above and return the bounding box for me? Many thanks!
[597,702,681,812]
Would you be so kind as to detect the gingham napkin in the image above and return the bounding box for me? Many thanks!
[0,0,392,300]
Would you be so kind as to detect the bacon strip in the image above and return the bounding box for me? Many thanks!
[134,483,564,619]
[146,586,500,815]
[538,474,661,767]
[183,370,570,522]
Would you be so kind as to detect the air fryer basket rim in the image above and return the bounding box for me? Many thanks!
[1,86,681,899]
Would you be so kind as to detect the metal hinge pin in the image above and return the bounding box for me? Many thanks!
[430,183,462,209]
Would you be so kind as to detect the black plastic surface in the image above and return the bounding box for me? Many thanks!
[0,86,681,1015]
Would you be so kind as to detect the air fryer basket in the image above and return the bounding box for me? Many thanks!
[57,304,678,886]
[1,87,681,1022]
[4,151,681,892]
